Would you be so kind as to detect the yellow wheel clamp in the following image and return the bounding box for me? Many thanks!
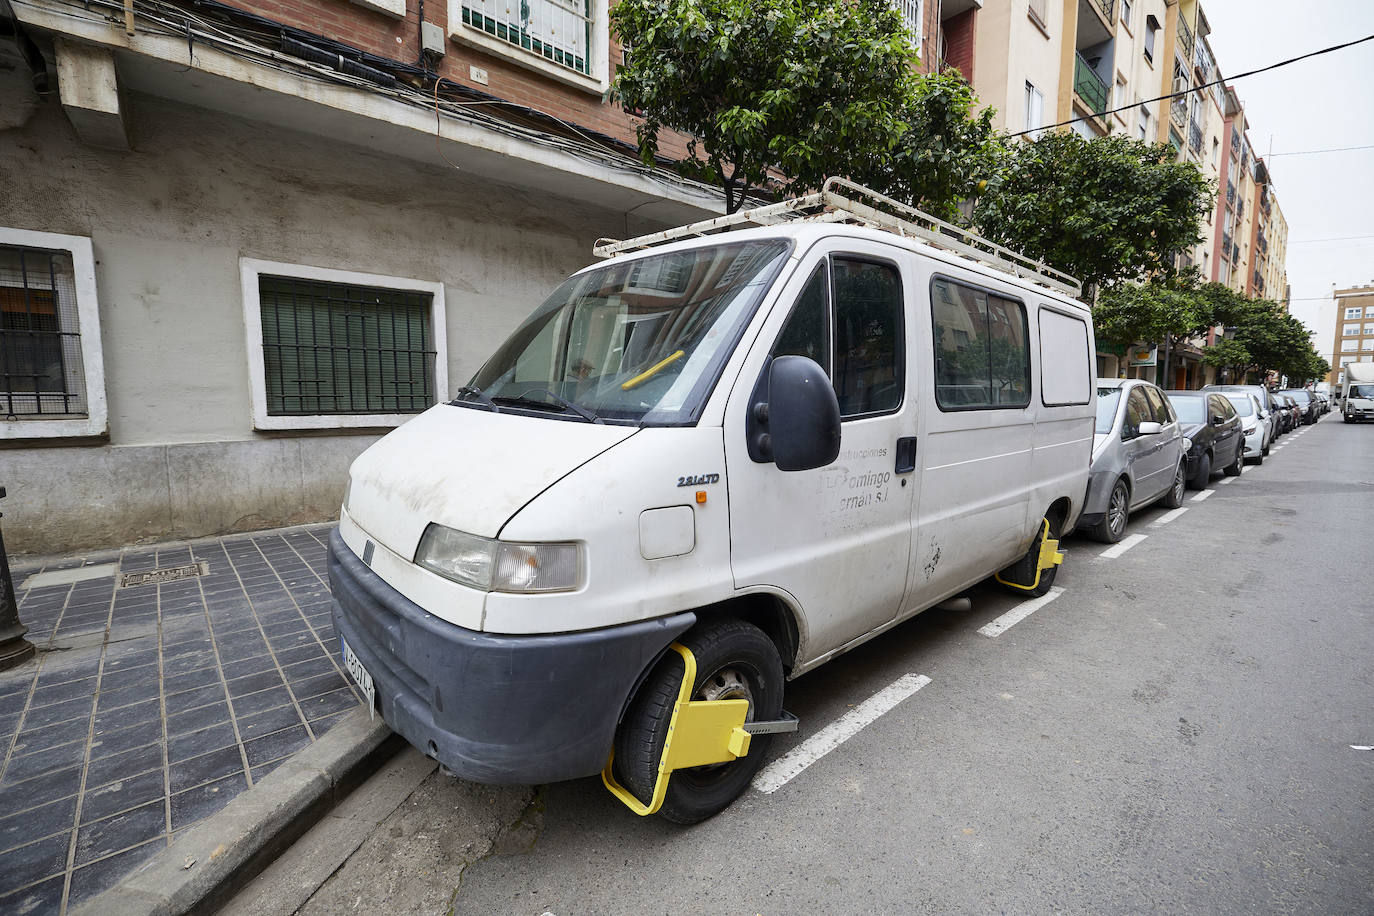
[994,518,1064,592]
[601,643,798,815]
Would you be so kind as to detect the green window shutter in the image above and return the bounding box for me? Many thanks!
[259,275,435,416]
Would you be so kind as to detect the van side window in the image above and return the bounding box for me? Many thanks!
[832,258,902,417]
[771,264,832,377]
[931,278,1031,410]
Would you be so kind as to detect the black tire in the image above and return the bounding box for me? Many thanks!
[1251,448,1263,466]
[1089,479,1130,543]
[1262,441,1270,457]
[1187,452,1211,489]
[1223,441,1243,477]
[1160,461,1186,509]
[997,517,1060,598]
[612,618,784,824]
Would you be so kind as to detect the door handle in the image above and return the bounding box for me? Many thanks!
[895,437,917,474]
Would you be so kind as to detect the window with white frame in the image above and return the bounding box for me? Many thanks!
[891,0,924,47]
[1365,322,1374,334]
[1028,0,1048,29]
[453,0,606,91]
[1120,0,1133,30]
[1343,341,1359,353]
[1025,81,1045,138]
[1364,338,1374,351]
[1343,324,1360,336]
[1,229,107,439]
[1143,15,1159,63]
[1344,306,1364,319]
[241,259,448,430]
[1137,106,1152,140]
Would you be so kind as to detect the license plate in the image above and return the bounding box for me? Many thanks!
[341,637,376,720]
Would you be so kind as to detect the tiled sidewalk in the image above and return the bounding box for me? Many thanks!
[0,524,364,915]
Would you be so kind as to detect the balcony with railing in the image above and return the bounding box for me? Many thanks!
[1257,232,1268,254]
[1237,197,1244,220]
[1222,231,1233,253]
[1188,118,1203,154]
[1074,52,1110,116]
[1171,96,1188,130]
[1177,12,1195,63]
[1195,40,1215,81]
[1225,181,1235,205]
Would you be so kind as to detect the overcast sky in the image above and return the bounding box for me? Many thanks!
[1199,0,1374,364]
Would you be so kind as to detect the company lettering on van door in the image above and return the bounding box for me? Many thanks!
[838,469,892,510]
[676,473,720,487]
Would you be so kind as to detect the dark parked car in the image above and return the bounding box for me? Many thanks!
[1272,393,1298,433]
[1166,391,1245,488]
[1277,388,1319,425]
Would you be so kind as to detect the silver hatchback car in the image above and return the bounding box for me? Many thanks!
[1077,379,1189,543]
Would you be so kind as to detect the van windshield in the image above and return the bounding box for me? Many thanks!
[463,240,791,426]
[1348,384,1374,398]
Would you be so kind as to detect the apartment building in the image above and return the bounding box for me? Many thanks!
[1249,159,1289,305]
[1329,286,1374,384]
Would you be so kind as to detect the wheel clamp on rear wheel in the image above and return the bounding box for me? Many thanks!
[995,519,1063,592]
[601,643,798,816]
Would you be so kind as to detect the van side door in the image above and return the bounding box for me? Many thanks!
[724,242,917,667]
[909,272,1036,600]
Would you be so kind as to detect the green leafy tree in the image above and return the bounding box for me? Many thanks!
[1092,272,1212,348]
[855,72,1004,224]
[973,133,1214,293]
[611,0,918,213]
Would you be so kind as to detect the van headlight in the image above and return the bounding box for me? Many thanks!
[415,523,581,593]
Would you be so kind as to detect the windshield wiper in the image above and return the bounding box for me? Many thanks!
[450,386,500,412]
[492,388,602,424]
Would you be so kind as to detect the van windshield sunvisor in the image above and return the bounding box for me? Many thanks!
[463,240,793,426]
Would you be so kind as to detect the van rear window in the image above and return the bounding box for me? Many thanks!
[931,278,1031,411]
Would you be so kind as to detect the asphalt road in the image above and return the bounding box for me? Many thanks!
[243,414,1373,916]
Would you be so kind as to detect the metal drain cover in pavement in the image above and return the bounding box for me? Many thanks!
[118,561,209,588]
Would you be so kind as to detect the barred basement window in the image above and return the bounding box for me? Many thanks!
[257,275,437,416]
[461,0,591,75]
[0,245,87,418]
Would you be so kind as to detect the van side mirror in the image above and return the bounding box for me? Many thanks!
[1137,421,1162,436]
[747,356,841,471]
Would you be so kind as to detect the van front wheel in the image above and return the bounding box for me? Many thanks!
[612,618,784,824]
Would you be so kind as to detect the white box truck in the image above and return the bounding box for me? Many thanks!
[329,180,1095,822]
[1341,361,1374,422]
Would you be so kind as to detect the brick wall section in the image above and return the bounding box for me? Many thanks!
[222,0,688,156]
[942,8,976,81]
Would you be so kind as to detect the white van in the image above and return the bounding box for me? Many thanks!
[330,181,1096,823]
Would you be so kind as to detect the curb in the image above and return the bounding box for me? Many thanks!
[73,708,399,916]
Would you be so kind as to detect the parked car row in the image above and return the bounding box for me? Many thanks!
[1079,378,1321,543]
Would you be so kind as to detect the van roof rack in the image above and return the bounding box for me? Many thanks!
[593,177,1082,298]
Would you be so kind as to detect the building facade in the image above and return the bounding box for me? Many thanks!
[1,0,747,554]
[1329,286,1374,385]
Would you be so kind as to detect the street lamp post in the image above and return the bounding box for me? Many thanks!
[0,487,37,671]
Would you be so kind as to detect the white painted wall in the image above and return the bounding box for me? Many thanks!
[0,89,654,553]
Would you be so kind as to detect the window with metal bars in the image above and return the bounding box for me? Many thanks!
[460,0,591,75]
[0,245,88,419]
[257,275,436,416]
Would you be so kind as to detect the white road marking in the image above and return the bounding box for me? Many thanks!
[1150,508,1189,527]
[1218,475,1237,485]
[1351,745,1373,751]
[21,562,118,590]
[1191,489,1215,502]
[1099,533,1148,559]
[976,586,1065,638]
[752,674,932,794]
